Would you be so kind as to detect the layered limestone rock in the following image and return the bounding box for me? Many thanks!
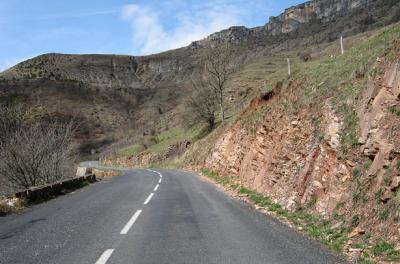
[267,0,371,35]
[205,107,351,215]
[358,60,400,195]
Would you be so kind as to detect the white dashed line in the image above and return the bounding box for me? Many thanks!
[96,170,163,263]
[144,193,154,205]
[95,249,114,264]
[120,210,142,235]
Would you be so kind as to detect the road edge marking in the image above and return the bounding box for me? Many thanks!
[154,184,159,191]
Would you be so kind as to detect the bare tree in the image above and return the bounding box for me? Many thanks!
[0,105,77,190]
[203,46,233,122]
[187,78,219,130]
[0,105,28,142]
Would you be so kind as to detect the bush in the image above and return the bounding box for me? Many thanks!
[298,50,312,62]
[0,106,76,190]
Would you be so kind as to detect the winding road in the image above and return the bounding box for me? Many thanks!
[0,166,346,263]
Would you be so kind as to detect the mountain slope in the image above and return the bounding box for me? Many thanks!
[0,0,399,157]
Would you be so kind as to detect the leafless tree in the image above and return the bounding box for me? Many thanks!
[203,46,233,122]
[0,105,77,190]
[187,77,219,130]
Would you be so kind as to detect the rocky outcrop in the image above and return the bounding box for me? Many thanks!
[204,56,400,245]
[192,0,398,47]
[358,59,400,198]
[267,0,371,35]
[205,107,351,215]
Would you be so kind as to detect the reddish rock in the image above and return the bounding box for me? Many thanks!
[390,176,400,190]
[380,188,393,203]
[348,227,366,238]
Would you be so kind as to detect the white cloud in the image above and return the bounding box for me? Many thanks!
[121,1,250,55]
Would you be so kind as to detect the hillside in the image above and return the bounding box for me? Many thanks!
[1,0,400,262]
[0,0,399,156]
[104,22,400,263]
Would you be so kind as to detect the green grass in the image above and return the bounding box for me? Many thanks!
[358,252,375,264]
[378,207,390,220]
[146,126,197,153]
[339,106,359,156]
[201,168,239,189]
[118,144,145,157]
[372,240,400,260]
[118,124,209,158]
[240,104,270,133]
[388,105,400,116]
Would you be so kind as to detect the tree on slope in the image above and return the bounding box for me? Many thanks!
[187,46,233,129]
[203,46,233,122]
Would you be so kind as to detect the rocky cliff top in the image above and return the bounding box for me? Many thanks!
[192,0,384,47]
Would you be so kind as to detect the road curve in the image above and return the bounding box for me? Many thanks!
[0,168,347,264]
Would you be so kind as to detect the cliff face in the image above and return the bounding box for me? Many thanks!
[193,0,398,47]
[267,0,371,35]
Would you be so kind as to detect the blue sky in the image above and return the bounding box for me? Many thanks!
[0,0,304,71]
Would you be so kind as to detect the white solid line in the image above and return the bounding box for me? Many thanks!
[95,249,114,264]
[147,169,163,178]
[120,210,142,235]
[144,193,154,205]
[154,184,159,191]
[158,178,162,183]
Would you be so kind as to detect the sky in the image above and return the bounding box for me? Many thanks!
[0,0,304,71]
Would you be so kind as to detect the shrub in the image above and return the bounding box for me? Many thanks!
[0,106,76,190]
[298,50,312,62]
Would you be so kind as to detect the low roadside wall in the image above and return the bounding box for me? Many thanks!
[13,173,97,201]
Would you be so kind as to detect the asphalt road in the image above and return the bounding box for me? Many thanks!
[0,168,346,264]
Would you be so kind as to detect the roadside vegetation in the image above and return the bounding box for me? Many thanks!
[117,125,207,157]
[0,105,77,193]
